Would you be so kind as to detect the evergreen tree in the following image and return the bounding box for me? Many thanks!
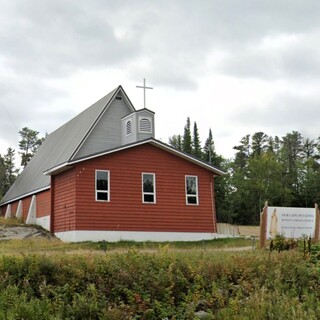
[3,148,19,192]
[182,117,192,154]
[251,132,268,157]
[0,148,19,199]
[19,127,44,167]
[192,122,202,158]
[299,138,320,207]
[203,128,218,164]
[279,131,303,206]
[233,135,251,169]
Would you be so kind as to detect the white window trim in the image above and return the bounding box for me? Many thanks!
[185,175,199,205]
[142,172,156,204]
[138,116,152,133]
[95,170,110,202]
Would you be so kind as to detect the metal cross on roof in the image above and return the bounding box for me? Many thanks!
[136,78,153,108]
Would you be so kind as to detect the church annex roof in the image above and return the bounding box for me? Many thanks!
[1,86,132,205]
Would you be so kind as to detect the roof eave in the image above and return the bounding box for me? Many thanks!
[0,185,50,207]
[44,163,74,176]
[53,139,225,176]
[148,140,225,176]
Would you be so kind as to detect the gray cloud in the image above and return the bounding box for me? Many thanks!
[217,32,320,79]
[229,92,320,138]
[1,0,320,159]
[0,1,141,77]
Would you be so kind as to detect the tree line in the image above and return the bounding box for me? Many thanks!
[0,128,44,199]
[169,119,320,225]
[2,123,320,226]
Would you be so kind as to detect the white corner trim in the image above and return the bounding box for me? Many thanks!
[54,230,227,243]
[26,195,37,224]
[4,204,11,219]
[16,200,23,219]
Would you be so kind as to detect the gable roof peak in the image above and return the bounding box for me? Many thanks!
[0,85,132,205]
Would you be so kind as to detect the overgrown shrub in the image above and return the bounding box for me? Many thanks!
[270,233,298,252]
[0,249,319,319]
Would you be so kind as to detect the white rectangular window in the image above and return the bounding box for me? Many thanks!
[142,173,156,203]
[185,176,198,205]
[96,170,110,202]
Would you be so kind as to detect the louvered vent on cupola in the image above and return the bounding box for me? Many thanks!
[139,117,152,133]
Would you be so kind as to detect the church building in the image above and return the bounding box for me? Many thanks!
[0,85,224,242]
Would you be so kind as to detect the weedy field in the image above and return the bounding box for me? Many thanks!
[0,219,320,319]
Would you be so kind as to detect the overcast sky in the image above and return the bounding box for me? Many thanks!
[1,0,320,165]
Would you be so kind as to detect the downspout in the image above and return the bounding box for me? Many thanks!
[210,175,217,233]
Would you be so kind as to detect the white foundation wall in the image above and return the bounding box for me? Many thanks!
[36,216,51,231]
[54,230,229,243]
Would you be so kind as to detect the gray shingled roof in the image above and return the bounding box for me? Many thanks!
[0,86,121,205]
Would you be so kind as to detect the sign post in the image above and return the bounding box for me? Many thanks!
[259,202,268,249]
[314,203,320,243]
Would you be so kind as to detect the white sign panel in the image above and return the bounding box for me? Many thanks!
[266,206,315,239]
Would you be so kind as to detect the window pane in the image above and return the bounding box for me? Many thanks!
[97,171,108,191]
[97,192,108,201]
[187,196,197,204]
[186,176,197,195]
[144,194,154,203]
[143,174,154,192]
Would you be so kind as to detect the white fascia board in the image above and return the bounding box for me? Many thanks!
[122,112,136,121]
[148,140,225,176]
[68,139,152,165]
[68,139,225,176]
[43,162,71,175]
[0,186,50,206]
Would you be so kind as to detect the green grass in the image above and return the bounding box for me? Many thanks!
[1,217,255,253]
[0,237,254,255]
[0,216,24,226]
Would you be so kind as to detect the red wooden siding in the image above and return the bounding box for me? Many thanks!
[10,202,18,216]
[22,196,32,220]
[52,168,76,232]
[0,204,7,216]
[1,190,50,220]
[71,144,217,233]
[36,190,51,217]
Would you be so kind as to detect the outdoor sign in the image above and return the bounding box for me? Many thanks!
[266,206,316,239]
